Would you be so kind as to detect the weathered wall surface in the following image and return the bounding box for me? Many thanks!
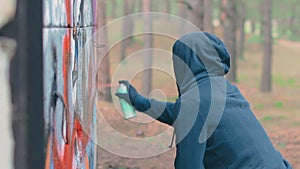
[43,0,98,168]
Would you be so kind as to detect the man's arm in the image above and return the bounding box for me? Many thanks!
[145,99,180,125]
[115,80,180,125]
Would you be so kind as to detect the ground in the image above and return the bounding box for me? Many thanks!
[96,27,300,169]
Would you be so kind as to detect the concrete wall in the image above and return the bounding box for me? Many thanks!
[43,0,98,168]
[0,0,98,168]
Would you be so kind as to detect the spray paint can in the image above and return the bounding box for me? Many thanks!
[117,83,136,120]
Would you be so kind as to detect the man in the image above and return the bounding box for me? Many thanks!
[116,32,292,169]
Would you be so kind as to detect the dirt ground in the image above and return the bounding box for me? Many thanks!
[96,36,300,169]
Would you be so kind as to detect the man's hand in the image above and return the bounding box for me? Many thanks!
[115,80,136,105]
[115,80,150,112]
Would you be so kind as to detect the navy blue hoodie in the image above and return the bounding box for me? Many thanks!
[144,32,292,169]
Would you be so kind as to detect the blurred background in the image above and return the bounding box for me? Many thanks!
[0,0,299,169]
[96,0,300,169]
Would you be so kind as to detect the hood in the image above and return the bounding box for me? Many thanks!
[172,32,230,94]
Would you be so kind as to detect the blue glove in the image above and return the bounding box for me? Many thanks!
[115,80,151,112]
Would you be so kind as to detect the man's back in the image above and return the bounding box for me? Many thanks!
[203,81,292,169]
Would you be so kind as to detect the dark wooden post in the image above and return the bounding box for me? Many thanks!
[8,0,44,168]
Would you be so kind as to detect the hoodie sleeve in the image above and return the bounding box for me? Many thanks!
[144,98,181,125]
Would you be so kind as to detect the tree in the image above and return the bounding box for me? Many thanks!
[219,0,226,26]
[164,0,171,20]
[136,0,143,13]
[165,0,171,14]
[245,0,260,34]
[151,0,159,12]
[260,0,273,92]
[178,0,188,33]
[110,0,117,18]
[120,0,135,61]
[186,0,205,30]
[142,0,153,96]
[203,0,214,32]
[272,0,300,39]
[223,0,237,82]
[236,1,247,59]
[97,0,112,101]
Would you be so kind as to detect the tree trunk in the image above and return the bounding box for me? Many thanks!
[142,0,153,96]
[110,0,117,18]
[260,0,273,93]
[289,4,298,37]
[203,0,213,32]
[236,2,246,59]
[136,0,143,13]
[178,0,188,33]
[251,18,256,34]
[186,0,204,30]
[166,0,171,14]
[220,0,227,26]
[120,0,135,61]
[127,0,136,46]
[259,4,264,35]
[223,0,237,82]
[151,0,159,12]
[164,0,171,20]
[97,0,112,102]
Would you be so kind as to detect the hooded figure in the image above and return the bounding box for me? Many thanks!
[116,32,292,169]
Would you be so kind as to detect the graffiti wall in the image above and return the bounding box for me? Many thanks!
[43,0,98,168]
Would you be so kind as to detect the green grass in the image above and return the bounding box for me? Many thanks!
[277,142,286,148]
[252,63,259,69]
[255,103,265,110]
[247,34,278,44]
[273,75,297,87]
[277,115,286,120]
[261,115,273,122]
[288,78,296,84]
[274,102,284,109]
[291,122,300,127]
[247,34,263,44]
[288,35,300,42]
[237,75,248,83]
[260,115,286,122]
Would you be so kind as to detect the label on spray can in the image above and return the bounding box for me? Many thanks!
[117,83,136,120]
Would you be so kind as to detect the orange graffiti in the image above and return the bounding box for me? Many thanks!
[65,0,71,26]
[46,30,91,169]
